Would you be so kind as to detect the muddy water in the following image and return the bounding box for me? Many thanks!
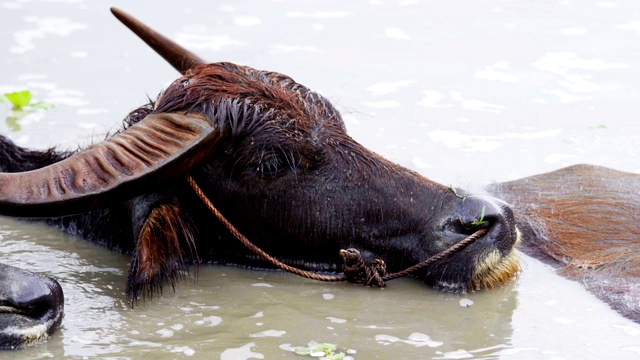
[1,1,640,359]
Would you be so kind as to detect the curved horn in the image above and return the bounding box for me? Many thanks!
[0,113,220,217]
[110,7,205,74]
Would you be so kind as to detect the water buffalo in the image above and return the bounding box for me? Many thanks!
[0,264,63,350]
[488,164,640,323]
[0,8,520,348]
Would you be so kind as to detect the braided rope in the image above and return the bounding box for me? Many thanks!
[185,174,486,286]
[382,228,487,281]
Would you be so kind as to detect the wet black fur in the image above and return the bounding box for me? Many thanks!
[0,62,517,303]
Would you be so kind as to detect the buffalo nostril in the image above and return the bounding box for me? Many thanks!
[460,204,492,231]
[454,195,515,238]
[457,195,518,253]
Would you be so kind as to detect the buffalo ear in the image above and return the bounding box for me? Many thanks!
[0,112,221,217]
[111,7,205,74]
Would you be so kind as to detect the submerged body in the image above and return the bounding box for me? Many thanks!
[489,164,640,322]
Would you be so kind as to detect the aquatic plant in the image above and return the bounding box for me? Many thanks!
[1,90,54,131]
[293,341,356,360]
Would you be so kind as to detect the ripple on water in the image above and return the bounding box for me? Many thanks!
[375,333,443,348]
[474,61,519,83]
[170,345,195,357]
[10,16,87,54]
[433,349,473,359]
[366,80,416,96]
[155,328,174,338]
[251,282,274,287]
[220,342,264,360]
[249,330,286,338]
[174,30,243,52]
[623,346,640,355]
[385,27,411,40]
[427,129,561,153]
[326,316,347,324]
[233,16,262,27]
[613,324,640,336]
[194,316,222,327]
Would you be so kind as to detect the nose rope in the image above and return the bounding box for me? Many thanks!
[186,175,487,287]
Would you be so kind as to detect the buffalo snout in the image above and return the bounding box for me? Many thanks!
[0,264,64,350]
[424,194,520,291]
[454,195,519,255]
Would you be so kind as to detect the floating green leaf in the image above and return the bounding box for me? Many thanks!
[293,342,353,359]
[5,90,32,108]
[2,90,55,131]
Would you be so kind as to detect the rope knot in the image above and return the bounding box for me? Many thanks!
[339,248,387,288]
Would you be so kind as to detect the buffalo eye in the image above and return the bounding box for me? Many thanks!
[256,148,298,177]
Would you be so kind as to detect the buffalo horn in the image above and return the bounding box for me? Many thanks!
[0,112,219,217]
[110,7,205,75]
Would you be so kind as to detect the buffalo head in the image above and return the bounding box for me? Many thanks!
[0,9,520,302]
[0,264,63,350]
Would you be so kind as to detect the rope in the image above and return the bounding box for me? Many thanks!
[185,174,487,287]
